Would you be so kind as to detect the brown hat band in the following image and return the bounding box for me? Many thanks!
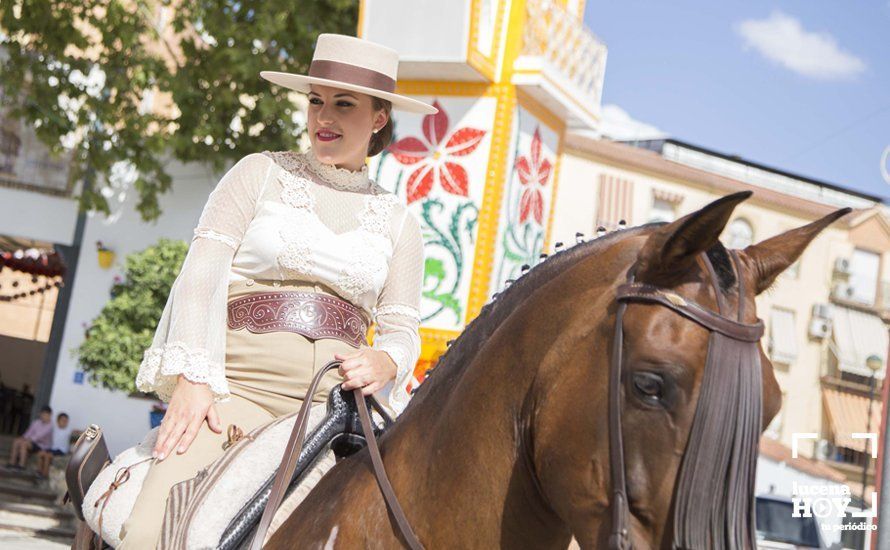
[308,60,396,93]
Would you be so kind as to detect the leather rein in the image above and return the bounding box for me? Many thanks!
[249,360,422,550]
[607,249,764,549]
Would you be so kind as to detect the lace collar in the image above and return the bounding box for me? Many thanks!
[304,147,371,192]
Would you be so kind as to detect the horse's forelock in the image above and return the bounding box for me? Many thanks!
[669,333,762,549]
[705,243,737,293]
[668,251,761,549]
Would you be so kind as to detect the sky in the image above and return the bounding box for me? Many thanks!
[584,1,890,200]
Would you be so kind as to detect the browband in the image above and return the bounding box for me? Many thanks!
[615,283,764,342]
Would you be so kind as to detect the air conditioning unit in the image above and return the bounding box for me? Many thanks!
[833,257,852,280]
[808,318,831,339]
[831,282,854,302]
[812,303,832,320]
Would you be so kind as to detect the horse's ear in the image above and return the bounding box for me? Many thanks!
[635,191,752,285]
[743,208,852,295]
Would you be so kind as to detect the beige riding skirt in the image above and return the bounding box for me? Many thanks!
[117,279,364,549]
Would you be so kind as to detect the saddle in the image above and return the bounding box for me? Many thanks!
[68,380,394,549]
[206,385,394,550]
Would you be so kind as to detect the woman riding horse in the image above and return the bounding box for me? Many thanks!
[118,34,436,548]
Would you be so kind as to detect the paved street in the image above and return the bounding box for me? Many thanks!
[0,528,70,549]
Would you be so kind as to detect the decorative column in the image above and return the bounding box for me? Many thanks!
[361,0,606,389]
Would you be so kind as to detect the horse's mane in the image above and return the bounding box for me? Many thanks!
[405,222,737,413]
[404,224,655,411]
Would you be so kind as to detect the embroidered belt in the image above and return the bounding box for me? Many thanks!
[226,291,368,348]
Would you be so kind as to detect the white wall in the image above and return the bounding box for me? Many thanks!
[46,158,223,456]
[0,186,79,246]
[550,153,599,245]
[361,0,470,61]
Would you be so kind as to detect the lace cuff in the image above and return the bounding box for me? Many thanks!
[374,303,421,323]
[136,342,231,403]
[373,342,413,414]
[193,229,240,251]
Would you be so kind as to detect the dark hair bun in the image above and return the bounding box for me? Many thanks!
[368,97,394,157]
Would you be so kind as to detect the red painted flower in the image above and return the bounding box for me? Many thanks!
[387,100,487,204]
[514,127,552,225]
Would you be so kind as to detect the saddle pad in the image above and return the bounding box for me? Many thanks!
[159,403,329,550]
[82,427,159,548]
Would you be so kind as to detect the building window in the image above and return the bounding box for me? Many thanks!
[648,188,683,224]
[648,197,676,223]
[768,307,797,364]
[726,218,754,249]
[848,248,880,306]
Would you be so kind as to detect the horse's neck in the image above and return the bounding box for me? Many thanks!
[274,244,633,547]
[273,342,566,549]
[377,311,569,543]
[393,339,535,483]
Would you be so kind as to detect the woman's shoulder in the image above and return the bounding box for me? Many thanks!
[209,153,281,197]
[231,151,282,170]
[373,189,422,235]
[246,150,302,174]
[369,183,408,212]
[363,184,421,241]
[258,149,303,165]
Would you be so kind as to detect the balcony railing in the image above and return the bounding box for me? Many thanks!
[516,0,608,127]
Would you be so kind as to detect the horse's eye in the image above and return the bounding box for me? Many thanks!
[633,372,664,401]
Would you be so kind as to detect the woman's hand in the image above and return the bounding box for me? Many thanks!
[335,348,398,396]
[152,375,222,460]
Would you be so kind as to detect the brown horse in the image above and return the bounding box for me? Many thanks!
[267,192,849,549]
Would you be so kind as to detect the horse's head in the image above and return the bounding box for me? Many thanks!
[529,192,850,549]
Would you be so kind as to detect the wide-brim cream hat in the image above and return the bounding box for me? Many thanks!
[260,34,437,115]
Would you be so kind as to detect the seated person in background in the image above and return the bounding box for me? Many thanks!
[6,405,53,471]
[36,412,71,478]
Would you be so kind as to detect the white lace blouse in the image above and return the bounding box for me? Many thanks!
[135,148,424,414]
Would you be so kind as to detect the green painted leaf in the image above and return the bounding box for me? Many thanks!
[425,257,445,281]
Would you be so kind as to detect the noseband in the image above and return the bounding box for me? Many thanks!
[608,249,765,549]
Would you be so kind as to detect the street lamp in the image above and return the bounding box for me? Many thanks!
[861,354,883,502]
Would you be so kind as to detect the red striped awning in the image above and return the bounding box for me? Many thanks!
[596,173,634,229]
[822,388,883,453]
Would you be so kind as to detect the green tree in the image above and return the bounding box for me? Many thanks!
[0,0,357,221]
[75,238,187,394]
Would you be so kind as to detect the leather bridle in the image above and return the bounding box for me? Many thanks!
[251,248,765,550]
[607,249,764,549]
